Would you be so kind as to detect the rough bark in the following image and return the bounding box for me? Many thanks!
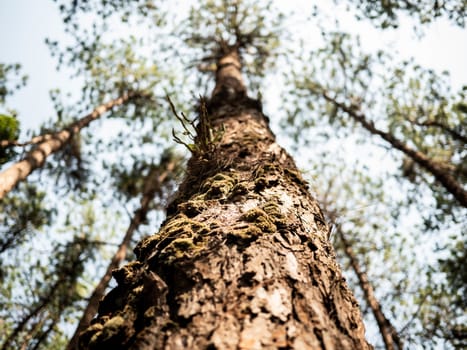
[337,228,403,350]
[322,92,467,207]
[0,93,135,199]
[79,49,371,349]
[66,162,175,350]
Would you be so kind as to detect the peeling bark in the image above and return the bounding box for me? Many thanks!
[80,49,371,349]
[0,93,135,199]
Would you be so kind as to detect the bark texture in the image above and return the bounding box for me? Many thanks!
[80,49,371,349]
[0,93,134,199]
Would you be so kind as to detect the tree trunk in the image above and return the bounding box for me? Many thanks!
[79,49,371,349]
[337,228,403,350]
[0,93,134,199]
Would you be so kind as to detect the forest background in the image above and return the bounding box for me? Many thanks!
[0,0,466,349]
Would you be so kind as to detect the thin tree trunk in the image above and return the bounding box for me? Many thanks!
[66,162,176,350]
[337,228,403,350]
[322,92,467,207]
[0,93,135,199]
[30,316,58,350]
[318,199,402,350]
[79,48,371,349]
[19,315,48,350]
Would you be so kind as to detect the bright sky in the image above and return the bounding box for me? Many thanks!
[0,0,81,132]
[0,0,466,135]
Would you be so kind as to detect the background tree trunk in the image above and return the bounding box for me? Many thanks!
[337,228,403,350]
[0,93,134,199]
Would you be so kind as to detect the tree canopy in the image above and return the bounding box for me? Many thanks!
[0,0,465,349]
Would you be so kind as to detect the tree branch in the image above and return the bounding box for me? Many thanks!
[408,119,467,144]
[322,91,467,207]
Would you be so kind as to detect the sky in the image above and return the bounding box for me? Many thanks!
[0,0,466,133]
[0,0,82,132]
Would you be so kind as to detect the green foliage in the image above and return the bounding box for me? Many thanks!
[440,237,467,309]
[0,63,28,105]
[341,0,466,28]
[169,96,224,158]
[423,235,467,346]
[80,38,162,101]
[0,233,99,349]
[0,183,53,255]
[307,149,456,347]
[290,31,465,226]
[31,101,92,195]
[416,238,467,348]
[0,115,19,140]
[382,67,466,223]
[111,147,183,200]
[0,63,26,164]
[53,0,164,26]
[284,25,466,348]
[184,0,283,90]
[52,133,90,193]
[0,114,20,164]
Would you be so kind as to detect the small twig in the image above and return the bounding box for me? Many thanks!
[167,95,198,153]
